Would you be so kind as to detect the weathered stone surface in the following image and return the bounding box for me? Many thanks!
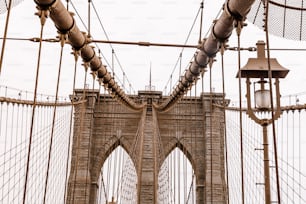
[67,90,228,203]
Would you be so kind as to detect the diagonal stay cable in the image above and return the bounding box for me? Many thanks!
[163,3,223,96]
[70,0,135,94]
[163,5,202,92]
[91,0,136,94]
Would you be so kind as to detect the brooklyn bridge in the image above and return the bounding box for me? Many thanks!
[0,0,306,203]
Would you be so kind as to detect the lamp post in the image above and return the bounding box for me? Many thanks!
[237,40,289,204]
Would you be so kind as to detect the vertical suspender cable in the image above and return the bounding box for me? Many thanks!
[88,0,91,37]
[116,144,123,202]
[1,92,9,202]
[72,67,88,203]
[17,100,24,200]
[282,0,287,38]
[101,168,108,203]
[198,0,204,44]
[84,77,95,201]
[298,110,301,203]
[177,143,180,204]
[112,49,115,77]
[174,93,178,204]
[64,50,79,203]
[174,142,176,203]
[182,99,187,204]
[236,20,245,204]
[0,0,12,74]
[292,111,295,202]
[66,0,69,10]
[286,111,289,203]
[100,89,109,202]
[111,88,117,201]
[8,102,15,202]
[106,133,111,201]
[173,80,177,202]
[22,10,47,204]
[14,103,20,200]
[280,105,284,194]
[179,53,182,79]
[97,170,102,203]
[209,59,213,203]
[170,75,173,95]
[263,1,281,202]
[194,78,198,204]
[188,88,193,204]
[43,35,65,204]
[195,6,205,200]
[220,43,230,203]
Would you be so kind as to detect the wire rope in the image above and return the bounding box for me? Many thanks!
[182,96,187,204]
[194,76,199,204]
[263,1,282,202]
[298,110,301,203]
[220,43,230,203]
[208,59,214,203]
[71,0,136,94]
[63,49,79,203]
[71,67,89,203]
[235,20,246,204]
[292,110,295,203]
[84,78,95,202]
[0,0,12,75]
[163,5,201,92]
[88,0,91,37]
[42,35,65,204]
[198,0,204,44]
[22,10,47,204]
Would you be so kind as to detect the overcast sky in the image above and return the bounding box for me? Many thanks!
[1,0,306,103]
[1,1,306,203]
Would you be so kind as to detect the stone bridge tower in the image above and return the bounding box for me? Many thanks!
[66,89,228,204]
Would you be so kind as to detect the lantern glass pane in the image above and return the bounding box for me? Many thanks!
[255,89,271,109]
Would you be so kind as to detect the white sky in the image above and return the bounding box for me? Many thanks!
[1,0,306,102]
[1,1,306,203]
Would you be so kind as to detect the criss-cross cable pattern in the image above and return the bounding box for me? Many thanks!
[225,105,306,203]
[0,96,73,204]
[248,0,306,41]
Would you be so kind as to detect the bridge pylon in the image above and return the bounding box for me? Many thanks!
[66,89,228,203]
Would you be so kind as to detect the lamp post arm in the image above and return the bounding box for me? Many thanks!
[271,78,282,121]
[246,78,283,125]
[246,78,262,124]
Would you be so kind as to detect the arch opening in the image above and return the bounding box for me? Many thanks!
[96,146,137,204]
[158,147,196,204]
